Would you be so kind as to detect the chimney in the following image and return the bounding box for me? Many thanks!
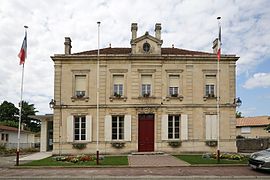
[131,23,138,40]
[212,38,218,53]
[64,37,72,54]
[155,23,161,40]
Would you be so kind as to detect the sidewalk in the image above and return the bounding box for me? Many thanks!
[19,152,52,162]
[128,154,190,167]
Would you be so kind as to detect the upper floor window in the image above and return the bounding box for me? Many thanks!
[112,115,124,140]
[169,75,179,97]
[113,75,124,97]
[141,75,152,97]
[74,116,86,141]
[205,84,215,97]
[205,75,216,97]
[75,75,86,98]
[168,115,180,139]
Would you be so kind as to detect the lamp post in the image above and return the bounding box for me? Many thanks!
[234,97,242,107]
[49,99,56,109]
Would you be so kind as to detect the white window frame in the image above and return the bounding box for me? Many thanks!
[205,84,215,97]
[114,84,123,96]
[169,87,179,96]
[142,84,151,96]
[168,115,180,140]
[74,116,86,141]
[112,115,125,141]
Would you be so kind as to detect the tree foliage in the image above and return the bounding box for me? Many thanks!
[0,101,40,132]
[0,101,19,121]
[236,111,243,118]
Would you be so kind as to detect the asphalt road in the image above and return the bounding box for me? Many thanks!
[0,166,269,179]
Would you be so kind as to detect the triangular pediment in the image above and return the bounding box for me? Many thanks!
[130,32,163,55]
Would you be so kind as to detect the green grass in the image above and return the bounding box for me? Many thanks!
[21,156,128,166]
[175,155,248,165]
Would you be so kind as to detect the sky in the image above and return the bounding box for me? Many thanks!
[0,0,269,117]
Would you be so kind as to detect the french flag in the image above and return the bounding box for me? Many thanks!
[18,32,27,65]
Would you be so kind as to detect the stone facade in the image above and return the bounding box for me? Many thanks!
[51,23,239,155]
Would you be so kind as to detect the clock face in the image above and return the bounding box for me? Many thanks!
[143,42,150,52]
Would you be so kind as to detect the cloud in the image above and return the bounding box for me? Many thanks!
[243,73,270,89]
[0,0,270,116]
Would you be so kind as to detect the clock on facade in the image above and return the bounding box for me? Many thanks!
[143,42,150,52]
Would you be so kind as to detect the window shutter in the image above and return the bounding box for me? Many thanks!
[124,115,132,141]
[169,75,179,87]
[205,115,211,140]
[181,114,188,140]
[161,114,168,140]
[66,116,73,142]
[113,75,124,84]
[211,115,218,140]
[86,115,92,142]
[141,75,152,84]
[75,75,86,91]
[104,115,112,141]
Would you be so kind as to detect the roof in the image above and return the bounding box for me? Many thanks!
[73,47,213,56]
[0,125,33,134]
[236,116,270,127]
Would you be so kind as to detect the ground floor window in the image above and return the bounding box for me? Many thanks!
[112,115,124,140]
[74,116,86,141]
[168,115,180,139]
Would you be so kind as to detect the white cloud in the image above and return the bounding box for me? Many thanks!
[243,73,270,89]
[0,0,270,115]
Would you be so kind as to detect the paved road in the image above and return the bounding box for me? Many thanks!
[0,166,269,179]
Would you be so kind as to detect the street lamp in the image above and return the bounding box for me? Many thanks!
[49,99,56,109]
[234,97,242,107]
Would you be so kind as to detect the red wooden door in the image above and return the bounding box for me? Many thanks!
[138,114,154,152]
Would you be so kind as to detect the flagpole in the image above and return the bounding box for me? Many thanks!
[217,17,221,162]
[16,25,28,166]
[96,21,100,165]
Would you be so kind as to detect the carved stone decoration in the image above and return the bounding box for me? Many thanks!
[136,107,158,114]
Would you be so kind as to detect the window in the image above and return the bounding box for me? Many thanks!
[113,75,124,97]
[205,84,215,97]
[205,115,217,140]
[168,115,180,139]
[75,75,86,98]
[141,75,152,97]
[169,75,179,97]
[241,127,251,134]
[205,75,216,97]
[1,134,4,141]
[112,116,124,140]
[74,116,86,141]
[5,134,8,141]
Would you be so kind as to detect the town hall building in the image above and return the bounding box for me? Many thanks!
[50,23,239,155]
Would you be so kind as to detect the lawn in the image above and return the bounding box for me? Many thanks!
[175,155,248,165]
[21,156,128,166]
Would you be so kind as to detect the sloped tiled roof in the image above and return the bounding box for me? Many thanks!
[236,116,270,127]
[0,125,33,134]
[73,47,213,56]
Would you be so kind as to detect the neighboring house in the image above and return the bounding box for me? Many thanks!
[50,23,239,155]
[0,125,35,149]
[236,116,270,138]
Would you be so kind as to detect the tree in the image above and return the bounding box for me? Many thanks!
[21,101,40,132]
[0,101,40,132]
[0,101,19,122]
[236,111,243,118]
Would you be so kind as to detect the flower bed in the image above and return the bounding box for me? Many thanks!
[53,154,98,163]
